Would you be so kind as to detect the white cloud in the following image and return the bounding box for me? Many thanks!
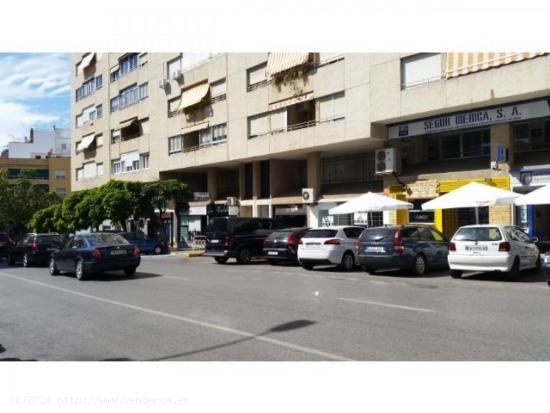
[0,101,59,148]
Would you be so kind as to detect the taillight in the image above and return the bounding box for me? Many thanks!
[286,234,296,246]
[499,241,511,252]
[354,239,360,254]
[133,245,140,256]
[324,238,340,245]
[298,239,303,245]
[91,248,102,260]
[393,229,404,253]
[224,236,232,247]
[31,242,38,251]
[448,242,456,252]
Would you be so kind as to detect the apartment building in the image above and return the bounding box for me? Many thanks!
[71,52,550,245]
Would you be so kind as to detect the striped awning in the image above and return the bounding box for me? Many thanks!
[182,122,209,134]
[77,53,96,76]
[269,92,314,111]
[177,83,210,111]
[266,52,312,77]
[446,52,545,79]
[76,134,96,153]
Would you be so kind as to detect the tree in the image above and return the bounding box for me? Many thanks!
[96,181,137,229]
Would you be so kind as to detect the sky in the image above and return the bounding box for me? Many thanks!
[0,53,70,148]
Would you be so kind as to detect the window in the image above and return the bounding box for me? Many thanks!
[343,227,363,239]
[424,129,490,161]
[210,78,226,102]
[76,168,83,181]
[270,109,287,133]
[96,134,103,147]
[168,135,183,154]
[211,123,227,143]
[95,75,103,90]
[96,104,102,119]
[139,82,148,100]
[111,129,120,144]
[111,159,122,175]
[75,105,99,128]
[97,163,104,176]
[167,55,182,79]
[83,162,97,180]
[401,53,442,89]
[140,118,150,135]
[319,92,345,122]
[441,134,460,159]
[111,83,147,112]
[110,96,119,112]
[54,170,66,179]
[322,153,380,185]
[513,121,550,152]
[111,53,139,81]
[199,128,212,146]
[140,153,150,170]
[247,63,268,91]
[248,113,269,138]
[75,75,102,102]
[55,188,67,196]
[430,229,446,242]
[168,97,181,117]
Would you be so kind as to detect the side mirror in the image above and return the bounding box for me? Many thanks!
[531,237,539,243]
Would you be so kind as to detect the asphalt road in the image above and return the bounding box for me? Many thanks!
[1,255,550,361]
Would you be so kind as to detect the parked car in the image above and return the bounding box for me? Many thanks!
[7,233,63,267]
[356,225,449,276]
[117,231,167,255]
[262,227,309,265]
[448,225,540,279]
[49,232,141,280]
[204,217,287,264]
[0,232,15,259]
[297,226,364,271]
[543,253,550,286]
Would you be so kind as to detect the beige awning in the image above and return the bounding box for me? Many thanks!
[446,52,545,79]
[110,64,119,74]
[182,122,209,134]
[120,117,138,129]
[78,53,96,75]
[266,52,311,77]
[76,134,96,153]
[177,83,210,111]
[269,92,314,111]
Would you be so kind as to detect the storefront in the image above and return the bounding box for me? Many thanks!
[309,200,384,228]
[177,202,238,246]
[273,205,307,227]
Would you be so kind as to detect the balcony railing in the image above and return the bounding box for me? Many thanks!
[180,138,228,154]
[249,116,344,139]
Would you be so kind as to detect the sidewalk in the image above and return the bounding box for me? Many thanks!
[169,248,205,258]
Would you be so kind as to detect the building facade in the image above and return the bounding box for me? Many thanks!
[8,126,70,159]
[71,52,550,245]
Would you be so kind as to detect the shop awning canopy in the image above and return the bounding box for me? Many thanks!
[266,52,311,77]
[421,182,520,211]
[446,52,545,79]
[177,83,210,111]
[328,192,413,215]
[515,184,550,206]
[77,53,96,75]
[76,134,96,153]
[269,92,314,111]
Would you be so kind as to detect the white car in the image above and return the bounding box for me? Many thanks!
[448,224,540,279]
[297,226,364,271]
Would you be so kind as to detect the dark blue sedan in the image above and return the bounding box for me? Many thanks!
[117,232,167,255]
[49,233,141,280]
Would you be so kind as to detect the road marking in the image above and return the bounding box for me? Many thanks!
[337,297,434,313]
[0,271,353,361]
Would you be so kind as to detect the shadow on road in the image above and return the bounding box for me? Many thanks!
[84,272,163,282]
[0,344,37,361]
[459,269,546,284]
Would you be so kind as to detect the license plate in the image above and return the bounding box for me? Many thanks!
[47,248,55,252]
[366,246,385,253]
[210,239,220,244]
[465,245,488,252]
[267,251,278,256]
[306,243,321,248]
[110,250,126,255]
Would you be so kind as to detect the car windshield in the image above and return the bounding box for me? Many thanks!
[86,233,130,247]
[454,227,502,242]
[304,229,338,238]
[36,235,61,244]
[361,227,395,241]
[268,231,292,239]
[207,218,228,232]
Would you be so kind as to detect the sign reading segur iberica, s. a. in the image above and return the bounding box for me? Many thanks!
[388,98,550,139]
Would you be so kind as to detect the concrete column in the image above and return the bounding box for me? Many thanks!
[252,161,261,200]
[490,123,514,173]
[207,168,217,201]
[306,152,321,227]
[238,164,246,201]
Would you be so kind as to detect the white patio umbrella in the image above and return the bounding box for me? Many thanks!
[514,184,550,206]
[421,182,521,224]
[328,192,413,215]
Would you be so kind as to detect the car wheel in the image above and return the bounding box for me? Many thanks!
[22,253,30,267]
[49,257,59,275]
[301,262,314,270]
[450,270,462,278]
[153,245,162,255]
[236,248,252,264]
[507,257,520,281]
[7,254,14,265]
[75,259,86,281]
[361,265,375,274]
[214,257,228,264]
[124,267,137,277]
[339,252,355,272]
[411,254,426,276]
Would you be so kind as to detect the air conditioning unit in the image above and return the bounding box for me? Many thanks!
[226,196,237,206]
[302,188,315,204]
[171,69,183,80]
[375,148,397,175]
[158,78,169,89]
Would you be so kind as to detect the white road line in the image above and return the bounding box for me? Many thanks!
[0,271,352,361]
[338,297,434,313]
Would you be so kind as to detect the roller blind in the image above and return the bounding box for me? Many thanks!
[401,53,442,88]
[270,109,287,132]
[248,64,267,85]
[249,114,269,137]
[210,79,226,97]
[319,92,345,121]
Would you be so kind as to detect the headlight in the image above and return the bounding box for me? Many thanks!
[544,254,550,263]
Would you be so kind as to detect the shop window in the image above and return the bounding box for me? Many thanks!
[260,160,270,199]
[441,134,461,159]
[423,129,490,161]
[217,169,239,199]
[513,121,550,152]
[244,163,253,199]
[322,153,379,185]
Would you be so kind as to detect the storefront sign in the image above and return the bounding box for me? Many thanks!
[520,170,550,186]
[406,180,439,199]
[408,210,434,224]
[206,204,239,216]
[389,98,550,139]
[193,192,210,201]
[188,206,207,215]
